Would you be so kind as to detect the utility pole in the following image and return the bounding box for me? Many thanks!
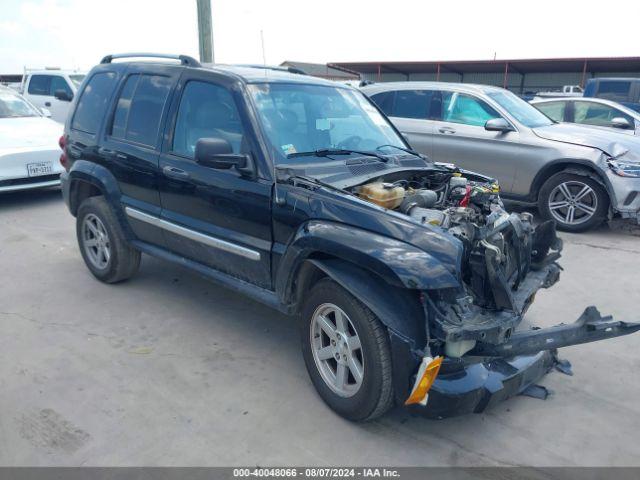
[196,0,214,63]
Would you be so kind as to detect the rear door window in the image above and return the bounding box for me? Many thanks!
[535,101,565,122]
[110,74,172,147]
[393,90,432,119]
[369,91,395,116]
[596,81,631,102]
[71,71,117,135]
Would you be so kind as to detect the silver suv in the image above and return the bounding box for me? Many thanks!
[363,82,640,232]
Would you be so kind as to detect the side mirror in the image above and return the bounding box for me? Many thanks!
[195,137,253,175]
[54,89,73,102]
[485,118,514,132]
[611,117,633,130]
[40,108,52,118]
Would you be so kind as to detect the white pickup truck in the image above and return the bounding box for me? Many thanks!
[533,85,584,100]
[20,69,86,123]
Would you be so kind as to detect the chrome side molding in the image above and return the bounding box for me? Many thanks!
[125,207,261,261]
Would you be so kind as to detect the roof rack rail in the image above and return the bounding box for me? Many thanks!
[237,64,307,75]
[100,53,201,67]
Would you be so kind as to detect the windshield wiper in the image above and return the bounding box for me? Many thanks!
[376,144,427,159]
[288,148,389,162]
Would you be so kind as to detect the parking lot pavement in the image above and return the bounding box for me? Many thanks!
[0,189,639,467]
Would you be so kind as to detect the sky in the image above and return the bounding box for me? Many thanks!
[1,0,639,73]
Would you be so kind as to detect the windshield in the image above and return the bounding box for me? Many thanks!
[248,83,406,161]
[488,90,554,128]
[69,74,86,88]
[0,90,40,118]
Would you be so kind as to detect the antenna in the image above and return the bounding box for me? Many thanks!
[260,30,267,66]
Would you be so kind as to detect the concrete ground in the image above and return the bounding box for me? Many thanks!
[0,188,639,467]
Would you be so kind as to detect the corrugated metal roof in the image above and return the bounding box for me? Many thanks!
[280,61,359,79]
[331,56,640,75]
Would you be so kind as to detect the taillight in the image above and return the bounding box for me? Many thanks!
[59,135,69,171]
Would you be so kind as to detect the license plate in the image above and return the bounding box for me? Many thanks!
[27,162,53,177]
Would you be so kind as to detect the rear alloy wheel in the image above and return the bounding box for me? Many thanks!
[301,278,394,421]
[538,173,608,232]
[76,196,141,283]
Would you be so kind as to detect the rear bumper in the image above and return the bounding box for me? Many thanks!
[0,176,60,192]
[408,350,555,419]
[60,170,71,209]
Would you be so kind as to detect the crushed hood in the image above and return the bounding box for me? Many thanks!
[0,117,63,151]
[533,123,640,158]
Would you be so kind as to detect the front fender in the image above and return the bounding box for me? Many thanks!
[276,221,460,304]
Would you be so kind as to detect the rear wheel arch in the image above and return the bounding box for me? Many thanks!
[70,178,103,216]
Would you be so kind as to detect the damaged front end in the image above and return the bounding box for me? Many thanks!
[345,165,640,416]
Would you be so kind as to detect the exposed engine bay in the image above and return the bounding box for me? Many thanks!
[348,167,565,357]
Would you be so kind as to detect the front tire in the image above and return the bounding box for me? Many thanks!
[538,172,608,232]
[76,196,141,283]
[300,278,394,421]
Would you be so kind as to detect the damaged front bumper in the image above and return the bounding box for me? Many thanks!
[404,307,640,418]
[411,350,555,419]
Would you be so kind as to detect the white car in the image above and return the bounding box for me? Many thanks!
[0,87,64,193]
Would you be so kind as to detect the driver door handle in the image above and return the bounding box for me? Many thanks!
[438,127,456,134]
[163,166,190,180]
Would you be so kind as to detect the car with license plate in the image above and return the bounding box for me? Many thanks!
[0,86,64,193]
[59,54,639,421]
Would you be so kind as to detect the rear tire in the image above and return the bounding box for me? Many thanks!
[538,172,608,232]
[76,196,141,283]
[300,278,394,421]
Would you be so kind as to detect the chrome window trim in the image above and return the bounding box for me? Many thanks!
[125,207,261,261]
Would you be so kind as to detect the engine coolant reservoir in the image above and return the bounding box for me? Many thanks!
[358,182,405,209]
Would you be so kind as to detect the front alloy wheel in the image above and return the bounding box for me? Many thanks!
[301,278,394,421]
[548,181,597,226]
[310,303,364,398]
[539,172,608,232]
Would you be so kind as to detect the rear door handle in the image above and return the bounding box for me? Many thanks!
[163,166,190,180]
[44,102,51,107]
[438,127,456,134]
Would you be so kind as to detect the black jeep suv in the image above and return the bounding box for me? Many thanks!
[59,53,638,421]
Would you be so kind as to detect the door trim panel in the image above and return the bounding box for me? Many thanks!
[125,206,261,261]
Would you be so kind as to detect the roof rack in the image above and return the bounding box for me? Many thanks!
[100,53,201,67]
[237,64,307,75]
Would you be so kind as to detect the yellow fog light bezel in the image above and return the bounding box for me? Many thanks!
[404,356,443,406]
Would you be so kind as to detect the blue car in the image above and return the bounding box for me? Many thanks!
[584,77,640,113]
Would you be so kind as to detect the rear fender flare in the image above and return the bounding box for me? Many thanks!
[67,160,133,238]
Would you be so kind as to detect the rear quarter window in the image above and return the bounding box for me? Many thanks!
[71,72,117,135]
